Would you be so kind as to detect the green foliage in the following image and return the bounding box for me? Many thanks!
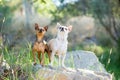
[99,47,120,80]
[33,0,56,17]
[0,0,21,32]
[1,46,33,79]
[51,0,94,22]
[51,2,82,22]
[0,2,11,30]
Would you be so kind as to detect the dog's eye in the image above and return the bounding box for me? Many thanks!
[42,29,44,31]
[59,27,61,29]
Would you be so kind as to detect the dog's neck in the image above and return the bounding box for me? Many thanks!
[36,35,44,43]
[56,33,68,41]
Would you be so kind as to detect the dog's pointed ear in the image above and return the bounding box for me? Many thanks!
[57,22,61,27]
[57,22,61,26]
[57,22,61,29]
[68,25,72,32]
[35,23,39,30]
[44,26,48,31]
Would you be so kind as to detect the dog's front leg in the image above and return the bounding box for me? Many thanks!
[62,53,66,68]
[58,55,62,67]
[47,50,51,63]
[41,52,44,66]
[49,51,55,66]
[38,52,41,64]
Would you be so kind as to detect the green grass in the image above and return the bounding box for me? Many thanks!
[0,46,33,80]
[0,41,46,79]
[0,43,75,80]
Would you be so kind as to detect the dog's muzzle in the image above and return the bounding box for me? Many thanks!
[39,29,42,33]
[61,28,64,32]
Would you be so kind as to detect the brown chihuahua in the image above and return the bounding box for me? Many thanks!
[32,23,50,66]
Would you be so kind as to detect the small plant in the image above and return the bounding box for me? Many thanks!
[0,44,34,80]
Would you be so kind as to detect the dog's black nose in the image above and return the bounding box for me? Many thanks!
[39,29,42,33]
[61,27,64,31]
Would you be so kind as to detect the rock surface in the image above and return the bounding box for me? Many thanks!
[33,50,112,80]
[34,67,112,80]
[65,50,106,72]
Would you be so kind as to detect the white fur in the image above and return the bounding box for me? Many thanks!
[48,23,72,68]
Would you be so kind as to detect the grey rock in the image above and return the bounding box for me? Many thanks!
[32,50,112,80]
[65,50,106,72]
[34,68,112,80]
[32,64,42,73]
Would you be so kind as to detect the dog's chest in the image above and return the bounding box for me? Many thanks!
[33,42,45,51]
[56,39,68,50]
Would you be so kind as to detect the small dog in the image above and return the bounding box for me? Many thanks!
[32,23,50,66]
[48,23,72,68]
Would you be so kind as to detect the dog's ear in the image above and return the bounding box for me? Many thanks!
[44,26,48,31]
[35,23,39,30]
[57,23,61,28]
[68,25,72,32]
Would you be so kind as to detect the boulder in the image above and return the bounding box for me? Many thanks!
[65,50,106,72]
[33,50,112,80]
[34,67,112,80]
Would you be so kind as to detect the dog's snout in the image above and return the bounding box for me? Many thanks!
[39,29,42,33]
[61,27,64,31]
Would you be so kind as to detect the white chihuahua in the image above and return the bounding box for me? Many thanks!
[48,23,72,68]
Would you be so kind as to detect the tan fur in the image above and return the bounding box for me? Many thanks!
[32,23,51,66]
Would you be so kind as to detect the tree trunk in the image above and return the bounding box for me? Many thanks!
[22,0,33,29]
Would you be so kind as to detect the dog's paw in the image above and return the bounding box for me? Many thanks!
[32,62,37,66]
[35,64,42,68]
[62,65,66,68]
[32,64,42,73]
[33,62,37,66]
[47,65,55,69]
[61,65,67,70]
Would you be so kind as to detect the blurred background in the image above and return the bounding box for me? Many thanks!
[0,0,120,79]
